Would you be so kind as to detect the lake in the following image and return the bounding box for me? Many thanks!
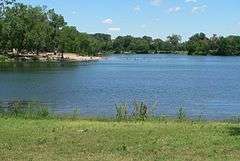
[1,54,240,119]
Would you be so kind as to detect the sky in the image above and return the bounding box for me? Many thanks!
[18,0,240,40]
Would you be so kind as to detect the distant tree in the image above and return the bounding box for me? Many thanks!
[73,33,100,55]
[57,26,80,53]
[152,38,164,52]
[3,4,29,54]
[217,36,240,55]
[92,33,112,52]
[186,33,210,55]
[47,9,66,53]
[167,34,182,51]
[113,36,134,53]
[2,1,240,58]
[24,6,51,54]
[142,36,153,44]
[129,38,150,53]
[25,21,52,54]
[92,33,111,42]
[122,36,134,51]
[0,19,4,53]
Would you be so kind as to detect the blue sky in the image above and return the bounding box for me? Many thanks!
[19,0,240,40]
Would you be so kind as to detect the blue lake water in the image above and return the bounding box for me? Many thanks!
[1,54,240,119]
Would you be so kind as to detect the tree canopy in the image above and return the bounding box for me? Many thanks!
[0,3,108,56]
[1,2,240,57]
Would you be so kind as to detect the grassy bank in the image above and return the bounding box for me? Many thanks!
[0,117,240,161]
[1,102,240,160]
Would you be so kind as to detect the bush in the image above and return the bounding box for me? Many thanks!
[177,107,187,121]
[132,102,148,121]
[115,101,154,121]
[115,103,128,121]
[1,101,51,119]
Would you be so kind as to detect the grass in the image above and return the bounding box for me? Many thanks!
[0,101,51,119]
[1,101,240,160]
[0,118,240,161]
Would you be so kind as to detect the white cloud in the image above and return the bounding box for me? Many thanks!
[102,18,113,24]
[168,6,181,13]
[133,5,141,12]
[108,27,121,31]
[185,0,197,3]
[192,5,207,13]
[150,0,162,6]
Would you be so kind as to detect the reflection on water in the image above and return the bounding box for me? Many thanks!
[0,61,95,71]
[1,54,240,119]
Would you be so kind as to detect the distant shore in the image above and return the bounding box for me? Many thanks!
[0,52,103,63]
[37,53,103,62]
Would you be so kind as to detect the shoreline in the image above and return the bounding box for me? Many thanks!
[0,53,103,63]
[38,53,103,62]
[0,100,239,122]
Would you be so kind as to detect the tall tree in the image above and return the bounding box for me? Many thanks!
[152,38,164,52]
[186,33,210,55]
[167,34,182,51]
[57,26,80,53]
[92,33,112,52]
[3,3,29,54]
[47,9,66,53]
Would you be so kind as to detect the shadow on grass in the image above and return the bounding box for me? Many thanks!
[228,127,240,136]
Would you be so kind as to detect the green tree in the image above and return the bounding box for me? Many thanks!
[74,33,101,55]
[209,34,220,54]
[2,1,240,58]
[186,33,210,55]
[47,9,66,53]
[24,21,51,54]
[129,38,150,53]
[0,19,3,51]
[0,0,15,17]
[92,33,112,52]
[152,38,164,53]
[167,34,182,51]
[113,36,134,53]
[3,4,29,54]
[58,26,80,53]
[217,36,240,55]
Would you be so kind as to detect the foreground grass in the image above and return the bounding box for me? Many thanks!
[0,118,240,161]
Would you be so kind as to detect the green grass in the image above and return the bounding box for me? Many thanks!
[0,117,240,161]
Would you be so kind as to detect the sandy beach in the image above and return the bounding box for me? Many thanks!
[61,53,102,62]
[17,52,103,62]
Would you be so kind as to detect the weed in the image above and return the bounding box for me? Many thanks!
[177,107,187,121]
[115,103,128,121]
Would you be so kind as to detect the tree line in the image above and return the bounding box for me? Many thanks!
[1,1,240,57]
[0,1,111,56]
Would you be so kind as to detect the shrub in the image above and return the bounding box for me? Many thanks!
[115,101,154,121]
[71,108,81,120]
[177,107,187,121]
[132,102,148,121]
[1,101,51,119]
[115,103,128,121]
